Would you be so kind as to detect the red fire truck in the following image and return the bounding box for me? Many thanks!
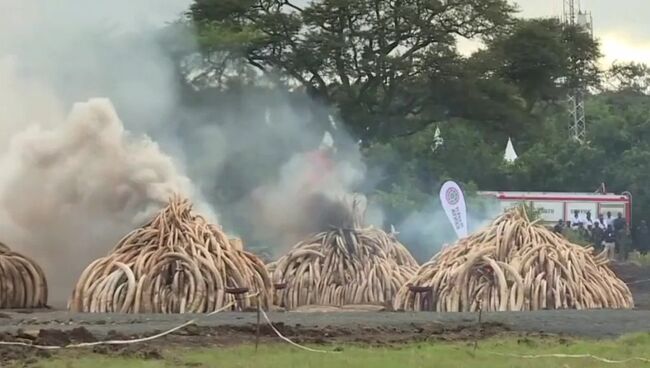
[478,191,632,227]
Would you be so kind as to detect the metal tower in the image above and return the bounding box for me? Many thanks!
[563,0,592,143]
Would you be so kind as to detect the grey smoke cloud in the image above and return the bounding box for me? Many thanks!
[0,0,198,306]
[397,195,501,262]
[0,0,370,305]
[0,96,197,306]
[2,0,517,306]
[0,0,191,135]
[171,82,368,257]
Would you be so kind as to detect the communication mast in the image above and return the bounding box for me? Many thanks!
[563,0,593,143]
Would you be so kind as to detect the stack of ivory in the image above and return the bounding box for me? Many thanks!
[268,194,418,309]
[0,242,48,308]
[393,206,634,312]
[69,195,272,313]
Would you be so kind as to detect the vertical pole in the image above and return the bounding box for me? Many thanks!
[474,300,483,352]
[255,296,261,352]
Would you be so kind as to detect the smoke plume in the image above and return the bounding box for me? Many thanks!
[0,0,367,305]
[0,98,198,304]
[397,195,502,262]
[0,0,199,306]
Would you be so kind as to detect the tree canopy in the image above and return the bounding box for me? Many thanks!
[189,0,516,141]
[168,0,650,253]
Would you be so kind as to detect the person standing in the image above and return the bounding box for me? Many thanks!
[592,222,604,251]
[613,212,625,232]
[585,211,594,228]
[635,220,650,255]
[595,214,607,230]
[586,224,593,239]
[605,211,614,228]
[603,225,617,261]
[571,210,583,229]
[613,213,628,260]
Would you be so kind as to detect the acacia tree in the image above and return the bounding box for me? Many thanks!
[607,62,650,95]
[433,18,601,147]
[476,18,601,112]
[189,0,515,141]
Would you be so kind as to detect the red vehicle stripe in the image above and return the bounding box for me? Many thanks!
[495,195,628,202]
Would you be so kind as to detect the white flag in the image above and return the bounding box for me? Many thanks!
[439,181,468,239]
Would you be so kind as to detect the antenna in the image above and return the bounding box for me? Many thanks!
[563,0,593,143]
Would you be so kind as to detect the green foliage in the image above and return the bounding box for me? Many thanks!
[174,0,650,237]
[35,335,650,368]
[562,228,594,248]
[189,0,516,141]
[491,19,573,106]
[608,62,650,94]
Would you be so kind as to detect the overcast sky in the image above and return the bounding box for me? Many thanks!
[512,0,650,65]
[7,0,644,65]
[290,0,650,65]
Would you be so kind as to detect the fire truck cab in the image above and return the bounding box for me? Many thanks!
[478,191,632,227]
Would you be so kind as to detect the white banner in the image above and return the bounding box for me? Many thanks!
[440,181,468,238]
[500,200,564,223]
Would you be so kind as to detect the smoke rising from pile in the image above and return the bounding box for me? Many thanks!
[247,143,366,254]
[0,99,197,303]
[173,86,368,258]
[0,0,199,306]
[2,98,193,225]
[398,196,502,262]
[0,0,367,304]
[0,0,498,306]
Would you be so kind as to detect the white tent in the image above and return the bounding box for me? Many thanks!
[320,131,335,150]
[504,137,518,163]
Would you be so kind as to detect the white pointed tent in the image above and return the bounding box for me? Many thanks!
[504,137,518,163]
[320,131,335,150]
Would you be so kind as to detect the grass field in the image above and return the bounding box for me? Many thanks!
[19,333,650,368]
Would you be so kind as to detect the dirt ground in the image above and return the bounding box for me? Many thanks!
[611,262,650,309]
[1,263,649,365]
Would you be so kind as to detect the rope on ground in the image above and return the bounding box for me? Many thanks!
[259,308,338,354]
[0,293,258,350]
[486,352,650,364]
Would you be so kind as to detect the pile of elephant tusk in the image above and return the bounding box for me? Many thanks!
[268,194,418,310]
[394,206,634,312]
[0,242,48,309]
[69,195,272,313]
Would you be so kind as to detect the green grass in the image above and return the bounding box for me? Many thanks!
[21,334,650,368]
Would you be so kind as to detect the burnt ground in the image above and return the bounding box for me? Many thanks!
[0,263,650,365]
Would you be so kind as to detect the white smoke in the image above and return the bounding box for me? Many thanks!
[0,57,65,148]
[169,80,369,256]
[0,97,200,305]
[2,98,193,226]
[0,0,200,306]
[0,0,369,305]
[248,147,366,253]
[397,195,502,261]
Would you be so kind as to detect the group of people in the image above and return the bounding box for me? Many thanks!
[553,210,629,260]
